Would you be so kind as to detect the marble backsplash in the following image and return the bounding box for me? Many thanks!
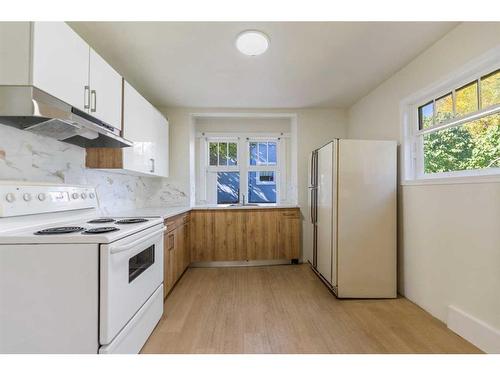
[0,124,188,213]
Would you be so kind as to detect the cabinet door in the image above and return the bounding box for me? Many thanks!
[122,81,155,174]
[88,49,122,130]
[164,230,176,298]
[246,210,279,260]
[214,210,246,261]
[183,220,191,270]
[277,210,301,259]
[177,220,191,272]
[152,109,169,177]
[32,22,89,111]
[175,224,185,280]
[190,211,215,262]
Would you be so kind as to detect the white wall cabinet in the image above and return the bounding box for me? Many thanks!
[0,22,169,177]
[31,22,90,113]
[85,81,169,178]
[88,49,122,130]
[122,81,169,177]
[0,22,122,131]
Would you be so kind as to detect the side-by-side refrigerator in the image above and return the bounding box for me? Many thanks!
[308,139,397,298]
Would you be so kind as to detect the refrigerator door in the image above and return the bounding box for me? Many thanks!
[316,141,335,284]
[336,139,397,298]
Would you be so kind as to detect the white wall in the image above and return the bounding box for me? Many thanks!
[161,107,348,261]
[348,22,500,341]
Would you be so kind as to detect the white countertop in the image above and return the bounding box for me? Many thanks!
[107,204,300,220]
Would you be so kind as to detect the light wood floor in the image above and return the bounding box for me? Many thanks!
[141,264,481,354]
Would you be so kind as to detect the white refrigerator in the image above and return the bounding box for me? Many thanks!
[308,139,397,298]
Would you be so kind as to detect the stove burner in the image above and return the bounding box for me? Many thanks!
[87,218,116,224]
[35,226,85,235]
[82,227,119,234]
[115,218,149,224]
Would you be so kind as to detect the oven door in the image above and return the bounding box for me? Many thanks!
[99,223,165,345]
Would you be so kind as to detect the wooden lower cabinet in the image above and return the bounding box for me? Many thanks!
[190,208,301,263]
[163,212,191,299]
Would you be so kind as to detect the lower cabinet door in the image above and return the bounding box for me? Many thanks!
[213,210,247,261]
[190,210,215,262]
[278,215,300,259]
[246,210,279,260]
[163,230,176,298]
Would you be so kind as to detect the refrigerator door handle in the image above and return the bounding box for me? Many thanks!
[310,188,318,224]
[310,188,315,223]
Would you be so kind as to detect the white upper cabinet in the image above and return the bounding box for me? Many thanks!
[89,49,123,130]
[32,22,90,112]
[123,81,169,177]
[0,22,123,131]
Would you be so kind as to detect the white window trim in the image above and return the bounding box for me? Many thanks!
[198,132,286,205]
[400,46,500,185]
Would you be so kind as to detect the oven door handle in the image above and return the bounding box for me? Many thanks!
[110,227,166,254]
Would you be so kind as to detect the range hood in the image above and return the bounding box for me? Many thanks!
[0,86,132,148]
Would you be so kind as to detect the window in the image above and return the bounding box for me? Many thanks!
[209,141,237,166]
[408,66,500,179]
[202,137,282,205]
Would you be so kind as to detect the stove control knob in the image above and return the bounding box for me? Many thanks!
[38,193,46,201]
[5,193,15,203]
[89,193,95,199]
[23,193,32,202]
[72,193,79,200]
[80,192,87,199]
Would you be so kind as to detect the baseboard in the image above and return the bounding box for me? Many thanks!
[447,305,500,353]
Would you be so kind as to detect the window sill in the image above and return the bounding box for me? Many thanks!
[402,174,500,186]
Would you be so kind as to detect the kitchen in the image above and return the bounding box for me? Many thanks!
[1,4,500,373]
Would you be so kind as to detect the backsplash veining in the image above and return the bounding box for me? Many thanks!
[0,124,188,213]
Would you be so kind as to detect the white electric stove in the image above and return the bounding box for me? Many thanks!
[0,181,165,354]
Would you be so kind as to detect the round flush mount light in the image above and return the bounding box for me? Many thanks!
[236,30,269,56]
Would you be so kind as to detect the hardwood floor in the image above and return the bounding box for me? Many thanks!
[141,264,481,354]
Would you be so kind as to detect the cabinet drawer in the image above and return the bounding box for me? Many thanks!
[279,209,300,219]
[165,212,190,232]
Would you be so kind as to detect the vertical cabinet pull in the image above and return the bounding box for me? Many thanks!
[90,90,97,113]
[84,86,90,110]
[168,233,175,251]
[150,158,155,173]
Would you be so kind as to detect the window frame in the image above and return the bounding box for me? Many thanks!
[402,49,500,184]
[200,134,284,205]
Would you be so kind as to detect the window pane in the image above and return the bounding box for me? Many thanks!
[209,142,218,166]
[456,81,478,117]
[218,142,228,166]
[268,142,277,165]
[228,142,237,166]
[248,171,277,203]
[423,113,500,174]
[217,172,240,204]
[418,101,434,130]
[435,93,453,124]
[249,142,258,165]
[258,143,267,164]
[481,69,500,109]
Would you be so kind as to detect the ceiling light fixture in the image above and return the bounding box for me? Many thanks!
[235,30,269,56]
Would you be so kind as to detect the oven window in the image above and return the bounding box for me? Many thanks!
[129,245,155,283]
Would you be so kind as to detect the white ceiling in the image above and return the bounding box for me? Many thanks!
[69,22,458,109]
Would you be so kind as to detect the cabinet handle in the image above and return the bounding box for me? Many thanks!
[90,90,97,113]
[168,233,175,251]
[150,158,155,173]
[84,86,90,110]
